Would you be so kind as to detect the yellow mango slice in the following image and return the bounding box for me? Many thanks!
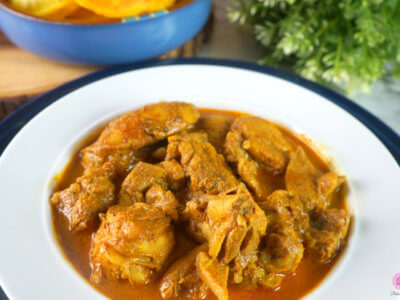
[74,0,175,18]
[9,0,79,18]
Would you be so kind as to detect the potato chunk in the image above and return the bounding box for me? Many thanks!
[91,203,175,284]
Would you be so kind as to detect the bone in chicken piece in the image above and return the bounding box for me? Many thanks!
[91,203,175,285]
[285,147,346,211]
[50,173,115,230]
[119,162,181,222]
[81,102,200,176]
[196,251,229,300]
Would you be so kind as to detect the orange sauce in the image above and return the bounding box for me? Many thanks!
[52,108,349,300]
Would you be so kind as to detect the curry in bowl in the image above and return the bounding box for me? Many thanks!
[50,102,350,299]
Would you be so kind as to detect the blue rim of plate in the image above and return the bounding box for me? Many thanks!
[0,58,399,167]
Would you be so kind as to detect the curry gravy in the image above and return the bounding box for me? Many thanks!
[52,108,349,300]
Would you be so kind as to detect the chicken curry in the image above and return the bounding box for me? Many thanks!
[51,102,350,300]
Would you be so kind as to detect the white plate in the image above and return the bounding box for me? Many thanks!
[0,59,399,300]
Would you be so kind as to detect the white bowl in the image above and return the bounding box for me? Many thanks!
[0,59,399,300]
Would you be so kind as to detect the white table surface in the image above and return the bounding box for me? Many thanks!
[199,0,400,135]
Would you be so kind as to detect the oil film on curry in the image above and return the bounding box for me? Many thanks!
[50,102,350,300]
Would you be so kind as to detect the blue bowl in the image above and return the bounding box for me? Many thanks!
[0,0,211,65]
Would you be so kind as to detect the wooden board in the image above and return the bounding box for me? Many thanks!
[0,34,98,99]
[0,13,212,107]
[0,32,206,101]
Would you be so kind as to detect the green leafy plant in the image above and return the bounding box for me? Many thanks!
[228,0,400,95]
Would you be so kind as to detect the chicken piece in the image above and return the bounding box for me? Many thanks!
[166,132,239,196]
[239,224,303,289]
[81,102,200,175]
[230,116,293,175]
[285,147,320,210]
[196,252,229,300]
[160,244,208,299]
[145,185,181,223]
[229,224,263,284]
[52,103,198,231]
[317,172,346,203]
[197,114,234,152]
[286,147,345,211]
[91,203,175,285]
[160,244,229,300]
[159,160,186,191]
[167,131,272,286]
[119,162,167,206]
[258,223,304,274]
[183,186,267,268]
[119,162,181,222]
[225,130,273,201]
[50,173,115,230]
[239,191,306,287]
[241,263,283,289]
[83,148,142,179]
[224,116,292,201]
[258,190,309,236]
[304,208,350,263]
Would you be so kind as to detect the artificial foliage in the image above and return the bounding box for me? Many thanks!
[228,0,400,94]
